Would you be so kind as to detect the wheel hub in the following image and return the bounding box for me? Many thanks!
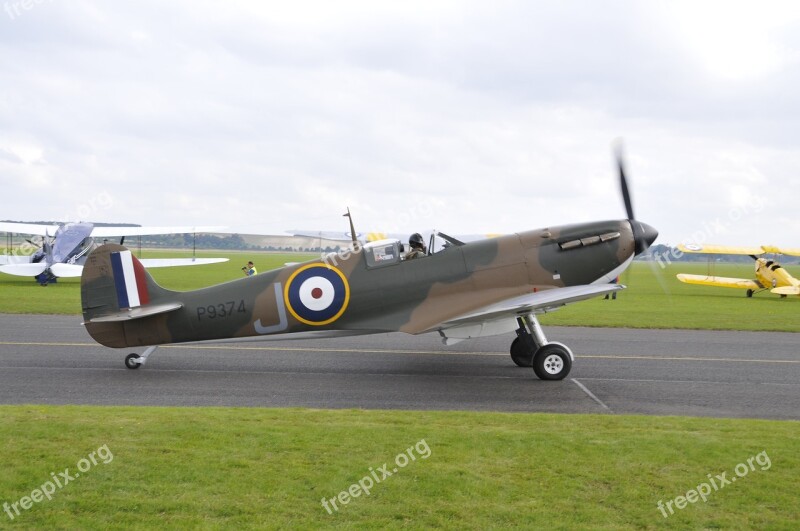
[542,354,563,375]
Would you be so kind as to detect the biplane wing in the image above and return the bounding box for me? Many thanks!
[677,243,765,255]
[0,222,60,236]
[760,246,800,257]
[0,222,224,238]
[678,243,800,257]
[676,274,761,290]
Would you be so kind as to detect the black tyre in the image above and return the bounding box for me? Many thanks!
[746,289,754,298]
[510,335,535,367]
[532,343,572,380]
[125,353,142,370]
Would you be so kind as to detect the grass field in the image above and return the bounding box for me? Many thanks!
[0,406,797,529]
[0,250,797,332]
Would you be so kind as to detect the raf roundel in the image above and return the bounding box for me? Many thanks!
[284,264,350,326]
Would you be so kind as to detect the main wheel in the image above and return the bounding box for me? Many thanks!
[125,353,142,370]
[746,289,754,298]
[510,335,535,367]
[532,344,572,380]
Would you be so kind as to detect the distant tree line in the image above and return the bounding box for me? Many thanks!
[135,234,344,253]
[136,233,251,249]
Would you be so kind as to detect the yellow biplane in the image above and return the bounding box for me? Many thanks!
[676,244,800,298]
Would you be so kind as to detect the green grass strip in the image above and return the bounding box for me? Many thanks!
[0,405,797,529]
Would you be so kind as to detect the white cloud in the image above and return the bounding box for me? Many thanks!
[0,1,798,247]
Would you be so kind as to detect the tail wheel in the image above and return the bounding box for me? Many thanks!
[533,343,572,380]
[125,354,142,370]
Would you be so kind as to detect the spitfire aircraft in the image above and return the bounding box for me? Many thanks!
[676,244,800,297]
[80,153,657,380]
[0,221,228,285]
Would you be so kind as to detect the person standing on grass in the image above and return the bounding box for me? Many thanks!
[243,261,257,277]
[604,276,619,300]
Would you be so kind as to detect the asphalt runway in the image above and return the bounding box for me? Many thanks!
[0,314,798,419]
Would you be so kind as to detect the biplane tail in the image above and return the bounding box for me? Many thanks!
[771,285,800,296]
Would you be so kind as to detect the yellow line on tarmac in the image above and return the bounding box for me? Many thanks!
[162,344,509,356]
[1,341,798,364]
[0,341,97,347]
[580,355,800,364]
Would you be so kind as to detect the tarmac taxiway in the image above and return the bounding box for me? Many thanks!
[0,314,797,419]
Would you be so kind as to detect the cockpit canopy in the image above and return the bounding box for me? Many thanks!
[363,231,465,268]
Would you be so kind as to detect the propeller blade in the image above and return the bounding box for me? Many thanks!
[615,143,635,221]
[614,142,657,255]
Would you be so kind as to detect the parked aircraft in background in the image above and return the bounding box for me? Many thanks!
[676,244,800,297]
[80,149,658,380]
[0,221,228,285]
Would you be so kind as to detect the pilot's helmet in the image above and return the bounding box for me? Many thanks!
[409,233,424,248]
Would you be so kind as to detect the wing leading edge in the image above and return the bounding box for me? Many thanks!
[676,274,761,290]
[431,284,624,344]
[678,243,800,257]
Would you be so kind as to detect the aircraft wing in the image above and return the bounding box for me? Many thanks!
[0,259,228,278]
[677,243,765,255]
[49,264,84,277]
[138,258,229,268]
[0,222,225,237]
[289,229,368,241]
[91,226,225,237]
[0,263,48,277]
[760,246,800,257]
[676,273,761,290]
[0,222,60,235]
[429,284,623,344]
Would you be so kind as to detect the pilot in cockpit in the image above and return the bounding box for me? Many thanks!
[404,233,427,260]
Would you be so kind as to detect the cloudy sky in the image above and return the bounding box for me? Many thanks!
[1,0,799,246]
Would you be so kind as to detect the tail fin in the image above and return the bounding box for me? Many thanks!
[81,244,181,347]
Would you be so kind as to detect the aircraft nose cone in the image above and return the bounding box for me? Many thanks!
[632,221,658,255]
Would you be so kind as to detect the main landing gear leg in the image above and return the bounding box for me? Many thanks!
[125,345,158,370]
[510,314,573,380]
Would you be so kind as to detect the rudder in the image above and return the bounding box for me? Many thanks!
[81,244,177,347]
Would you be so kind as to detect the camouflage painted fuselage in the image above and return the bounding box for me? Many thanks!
[82,219,643,348]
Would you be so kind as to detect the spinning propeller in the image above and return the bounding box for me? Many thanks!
[615,142,658,256]
[614,141,667,295]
